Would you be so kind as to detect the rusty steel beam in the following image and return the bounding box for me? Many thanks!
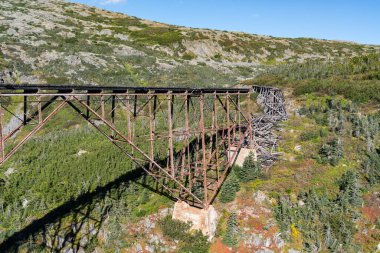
[0,84,251,94]
[0,97,69,166]
[23,95,27,125]
[199,94,208,207]
[71,95,205,206]
[64,98,182,201]
[0,106,4,162]
[3,96,59,142]
[167,93,175,177]
[0,85,272,208]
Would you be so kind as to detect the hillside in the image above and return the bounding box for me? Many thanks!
[1,0,380,253]
[1,0,379,87]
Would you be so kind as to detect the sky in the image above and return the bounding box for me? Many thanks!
[70,0,380,45]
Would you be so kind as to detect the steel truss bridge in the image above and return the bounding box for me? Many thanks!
[0,84,286,209]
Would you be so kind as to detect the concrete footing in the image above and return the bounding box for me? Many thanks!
[172,201,218,240]
[228,147,257,167]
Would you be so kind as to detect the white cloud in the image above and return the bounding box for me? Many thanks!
[101,0,124,5]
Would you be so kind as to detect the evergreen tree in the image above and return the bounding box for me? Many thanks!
[223,212,240,247]
[219,170,240,203]
[318,138,343,166]
[338,170,361,206]
[350,114,362,137]
[229,170,240,192]
[138,189,149,204]
[235,152,262,182]
[362,149,380,185]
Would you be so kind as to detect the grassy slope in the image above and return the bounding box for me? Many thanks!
[240,57,380,251]
[245,53,380,103]
[0,0,379,87]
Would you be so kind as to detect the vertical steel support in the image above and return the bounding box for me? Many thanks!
[213,92,219,181]
[133,95,137,118]
[185,93,192,196]
[248,91,253,148]
[179,146,186,198]
[0,106,4,162]
[199,94,208,207]
[167,92,175,177]
[86,95,90,119]
[38,96,42,123]
[232,95,237,141]
[226,92,231,150]
[111,95,116,125]
[23,95,27,125]
[100,94,105,119]
[126,92,132,141]
[237,93,241,140]
[148,94,155,170]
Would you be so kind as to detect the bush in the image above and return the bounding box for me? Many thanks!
[274,180,360,252]
[299,130,320,141]
[182,52,196,60]
[0,50,9,70]
[337,170,361,206]
[362,149,380,185]
[219,170,240,203]
[250,53,380,104]
[158,216,209,253]
[179,230,210,253]
[158,215,191,241]
[130,27,183,46]
[235,152,262,182]
[223,212,240,247]
[318,138,343,166]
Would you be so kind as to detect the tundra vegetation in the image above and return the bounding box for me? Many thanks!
[0,0,380,252]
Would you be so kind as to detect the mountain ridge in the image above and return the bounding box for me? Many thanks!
[1,0,379,87]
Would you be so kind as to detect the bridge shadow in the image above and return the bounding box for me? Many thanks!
[0,136,204,252]
[0,166,178,252]
[0,125,232,252]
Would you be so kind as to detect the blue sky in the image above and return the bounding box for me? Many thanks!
[70,0,380,45]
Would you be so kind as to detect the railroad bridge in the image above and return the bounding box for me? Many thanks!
[0,84,286,212]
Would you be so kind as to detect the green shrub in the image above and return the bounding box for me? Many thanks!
[158,216,209,253]
[0,50,9,70]
[250,53,380,104]
[318,138,343,166]
[158,215,191,240]
[130,27,183,46]
[235,152,262,182]
[362,149,380,185]
[64,37,79,44]
[222,212,240,247]
[299,130,320,141]
[319,128,329,138]
[219,170,240,203]
[212,53,222,61]
[182,52,196,60]
[274,179,360,252]
[337,170,361,206]
[178,230,210,253]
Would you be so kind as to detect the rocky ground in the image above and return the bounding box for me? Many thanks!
[105,191,291,253]
[1,0,379,87]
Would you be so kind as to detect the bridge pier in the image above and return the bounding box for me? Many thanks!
[228,147,258,167]
[172,201,218,240]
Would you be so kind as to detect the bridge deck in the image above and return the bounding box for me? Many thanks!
[0,84,251,94]
[0,83,286,208]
